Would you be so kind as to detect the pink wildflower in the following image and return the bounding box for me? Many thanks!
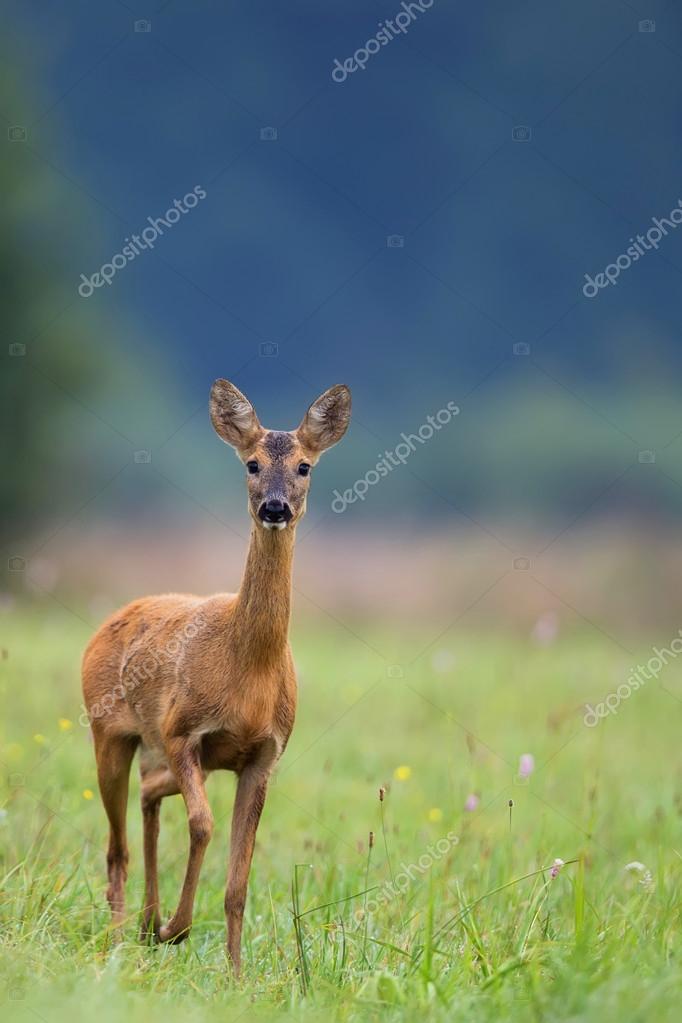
[550,858,564,879]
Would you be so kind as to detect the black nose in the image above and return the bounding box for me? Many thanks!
[259,499,292,524]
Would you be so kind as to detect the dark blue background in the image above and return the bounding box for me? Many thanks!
[4,0,682,537]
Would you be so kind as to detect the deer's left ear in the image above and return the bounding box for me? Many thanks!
[297,384,351,454]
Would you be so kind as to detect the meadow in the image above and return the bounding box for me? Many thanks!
[0,604,679,1023]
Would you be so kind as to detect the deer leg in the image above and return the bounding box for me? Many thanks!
[157,740,213,944]
[139,766,180,942]
[225,752,274,976]
[94,732,137,930]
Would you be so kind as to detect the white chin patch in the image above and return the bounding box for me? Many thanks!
[262,520,287,531]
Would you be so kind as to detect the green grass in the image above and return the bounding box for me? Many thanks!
[1,604,680,1022]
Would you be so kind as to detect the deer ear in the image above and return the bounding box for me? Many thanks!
[297,384,351,454]
[209,379,262,451]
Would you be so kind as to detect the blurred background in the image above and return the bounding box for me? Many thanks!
[3,0,682,644]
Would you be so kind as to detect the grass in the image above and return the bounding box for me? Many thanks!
[0,602,680,1022]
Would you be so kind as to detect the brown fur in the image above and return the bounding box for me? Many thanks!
[82,380,351,974]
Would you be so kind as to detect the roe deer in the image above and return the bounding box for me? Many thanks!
[82,379,351,974]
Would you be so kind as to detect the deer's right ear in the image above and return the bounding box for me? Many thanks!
[209,379,262,451]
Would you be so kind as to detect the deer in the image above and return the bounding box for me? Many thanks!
[81,378,351,975]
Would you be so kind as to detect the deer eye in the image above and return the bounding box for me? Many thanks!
[298,463,311,477]
[246,460,259,474]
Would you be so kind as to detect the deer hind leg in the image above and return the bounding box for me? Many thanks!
[225,741,277,976]
[157,738,213,944]
[94,731,138,930]
[139,760,180,942]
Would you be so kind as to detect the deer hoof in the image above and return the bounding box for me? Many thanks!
[158,920,191,944]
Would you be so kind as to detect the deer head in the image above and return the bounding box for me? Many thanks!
[210,380,351,529]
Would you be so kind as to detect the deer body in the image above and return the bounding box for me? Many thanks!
[82,380,350,973]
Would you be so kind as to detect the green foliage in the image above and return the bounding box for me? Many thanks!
[1,63,103,526]
[0,60,180,536]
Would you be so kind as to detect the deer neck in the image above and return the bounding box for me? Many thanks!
[231,522,296,667]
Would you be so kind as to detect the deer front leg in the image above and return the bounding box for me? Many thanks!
[158,739,213,944]
[225,755,273,975]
